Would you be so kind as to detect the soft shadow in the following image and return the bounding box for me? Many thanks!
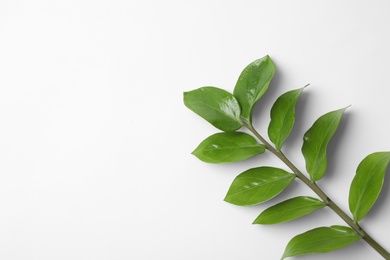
[282,89,311,150]
[322,111,354,181]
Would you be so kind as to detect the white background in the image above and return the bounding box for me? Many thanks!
[1,1,390,259]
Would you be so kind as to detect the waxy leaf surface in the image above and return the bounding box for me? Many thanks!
[224,167,295,206]
[253,196,325,224]
[233,55,276,122]
[268,87,304,150]
[184,87,242,132]
[349,151,390,222]
[302,107,347,181]
[282,225,361,259]
[192,132,265,163]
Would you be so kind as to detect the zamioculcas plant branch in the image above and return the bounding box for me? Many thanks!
[183,55,390,259]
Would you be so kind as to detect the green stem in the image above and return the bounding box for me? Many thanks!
[244,122,390,260]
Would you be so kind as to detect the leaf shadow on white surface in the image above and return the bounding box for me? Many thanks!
[280,89,310,151]
[321,111,353,181]
[251,62,283,128]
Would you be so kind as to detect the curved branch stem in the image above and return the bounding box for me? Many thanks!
[244,122,390,259]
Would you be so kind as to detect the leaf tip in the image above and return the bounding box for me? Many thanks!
[190,150,200,160]
[190,147,205,162]
[183,91,191,106]
[338,105,351,114]
[251,217,261,225]
[223,195,232,204]
[265,54,272,59]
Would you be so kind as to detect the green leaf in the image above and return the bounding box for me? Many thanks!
[192,132,265,163]
[282,225,361,259]
[183,87,243,132]
[268,87,305,150]
[349,152,390,222]
[224,167,295,206]
[253,196,325,224]
[301,107,347,181]
[233,55,276,122]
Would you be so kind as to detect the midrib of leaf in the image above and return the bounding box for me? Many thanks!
[255,78,272,102]
[192,100,241,124]
[264,203,323,217]
[201,144,261,152]
[278,96,297,140]
[293,236,354,251]
[231,175,293,195]
[311,113,341,177]
[353,158,385,216]
[262,182,277,199]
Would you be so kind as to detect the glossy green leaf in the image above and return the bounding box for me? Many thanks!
[282,225,361,259]
[301,107,347,181]
[192,132,265,163]
[268,87,305,150]
[349,152,390,222]
[183,87,243,132]
[233,55,276,122]
[224,167,295,206]
[253,196,325,224]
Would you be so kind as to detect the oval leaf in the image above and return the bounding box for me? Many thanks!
[233,55,276,122]
[282,225,361,259]
[192,132,265,163]
[183,87,243,132]
[301,107,347,181]
[253,196,325,224]
[224,167,295,206]
[349,151,390,222]
[268,87,305,150]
